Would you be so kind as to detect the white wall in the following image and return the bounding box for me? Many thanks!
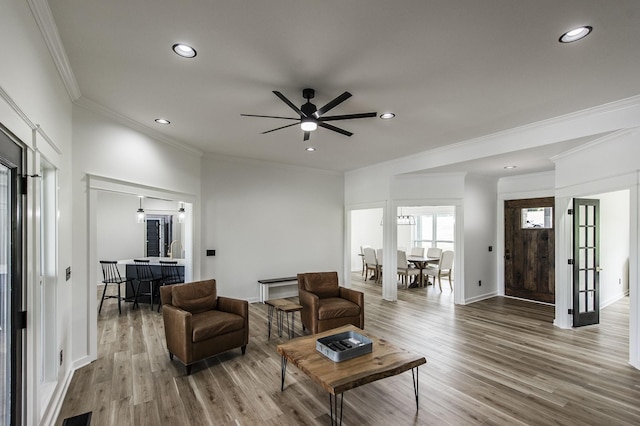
[201,155,344,301]
[464,174,498,301]
[350,208,383,272]
[595,190,630,307]
[96,192,144,275]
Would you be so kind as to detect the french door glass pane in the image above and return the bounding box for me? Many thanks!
[0,164,10,423]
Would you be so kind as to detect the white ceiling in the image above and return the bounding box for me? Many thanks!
[47,0,640,174]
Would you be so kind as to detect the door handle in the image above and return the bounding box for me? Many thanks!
[596,266,603,272]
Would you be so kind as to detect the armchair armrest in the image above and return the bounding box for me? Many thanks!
[161,304,193,363]
[218,296,249,318]
[298,288,320,332]
[298,288,319,310]
[339,287,364,307]
[217,296,249,345]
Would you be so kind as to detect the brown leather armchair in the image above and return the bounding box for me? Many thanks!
[297,272,364,334]
[160,279,248,375]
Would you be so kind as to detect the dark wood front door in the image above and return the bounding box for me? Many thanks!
[504,197,555,303]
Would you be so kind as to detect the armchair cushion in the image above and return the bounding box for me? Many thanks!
[191,310,245,343]
[299,271,340,298]
[171,279,217,313]
[317,298,361,320]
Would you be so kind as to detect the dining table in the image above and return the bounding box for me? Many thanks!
[406,255,439,288]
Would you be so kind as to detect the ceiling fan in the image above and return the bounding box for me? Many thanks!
[241,88,377,141]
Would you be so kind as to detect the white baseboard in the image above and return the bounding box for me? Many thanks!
[463,291,498,304]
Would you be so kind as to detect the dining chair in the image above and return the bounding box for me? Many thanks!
[375,248,383,284]
[426,247,442,266]
[360,245,371,277]
[134,259,164,311]
[397,250,419,288]
[99,260,136,314]
[410,247,425,257]
[363,247,378,282]
[423,250,454,291]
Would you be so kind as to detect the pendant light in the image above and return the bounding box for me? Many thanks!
[136,197,145,223]
[177,202,186,223]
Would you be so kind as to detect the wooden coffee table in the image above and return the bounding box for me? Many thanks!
[277,325,426,425]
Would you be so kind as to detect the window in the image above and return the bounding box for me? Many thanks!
[521,207,553,229]
[415,211,455,252]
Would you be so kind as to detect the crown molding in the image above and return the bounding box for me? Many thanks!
[75,96,203,158]
[550,127,639,162]
[0,85,36,130]
[351,94,640,175]
[28,0,81,101]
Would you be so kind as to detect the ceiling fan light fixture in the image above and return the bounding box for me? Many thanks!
[301,119,317,132]
[172,43,197,58]
[559,26,592,43]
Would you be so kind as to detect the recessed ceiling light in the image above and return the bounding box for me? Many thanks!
[504,165,517,169]
[155,118,170,125]
[380,112,395,119]
[305,147,316,152]
[172,43,197,58]
[559,26,592,43]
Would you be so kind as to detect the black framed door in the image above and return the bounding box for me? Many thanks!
[572,198,600,327]
[146,219,160,257]
[0,125,24,425]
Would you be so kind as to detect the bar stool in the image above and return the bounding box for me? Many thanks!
[133,259,163,311]
[158,260,183,312]
[99,260,136,314]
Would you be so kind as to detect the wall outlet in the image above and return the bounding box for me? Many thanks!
[478,280,482,286]
[619,278,622,285]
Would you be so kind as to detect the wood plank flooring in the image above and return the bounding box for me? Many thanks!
[56,275,640,425]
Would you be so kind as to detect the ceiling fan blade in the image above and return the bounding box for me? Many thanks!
[303,131,310,141]
[318,122,353,137]
[241,114,299,121]
[313,92,352,118]
[261,122,299,134]
[318,112,377,122]
[273,91,306,117]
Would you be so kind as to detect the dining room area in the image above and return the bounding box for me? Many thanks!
[350,205,456,293]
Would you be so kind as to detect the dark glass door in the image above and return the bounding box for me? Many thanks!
[0,126,24,425]
[573,198,600,327]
